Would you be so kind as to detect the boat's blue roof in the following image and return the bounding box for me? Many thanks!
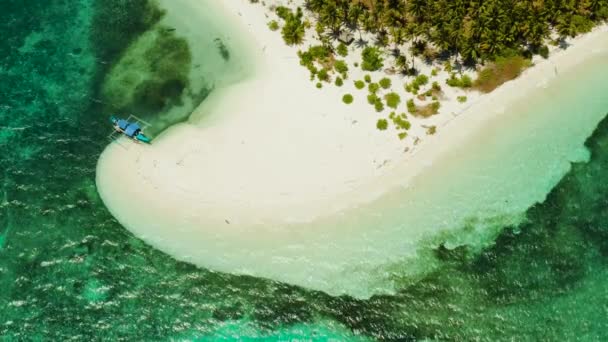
[124,123,141,137]
[117,119,130,130]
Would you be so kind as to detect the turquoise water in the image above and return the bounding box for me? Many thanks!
[1,1,608,340]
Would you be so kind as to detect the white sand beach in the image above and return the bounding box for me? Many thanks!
[96,0,608,297]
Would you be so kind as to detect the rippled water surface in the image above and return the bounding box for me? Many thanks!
[1,1,607,340]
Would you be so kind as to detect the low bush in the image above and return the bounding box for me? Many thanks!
[368,82,380,93]
[354,80,365,89]
[444,61,453,72]
[539,45,550,59]
[474,55,531,93]
[367,93,378,105]
[385,92,401,109]
[377,119,388,130]
[361,46,384,71]
[446,73,473,88]
[317,68,330,82]
[334,60,348,74]
[406,99,416,114]
[268,20,279,31]
[414,74,429,87]
[379,77,392,89]
[392,113,411,130]
[336,43,348,57]
[374,98,384,112]
[461,74,472,88]
[298,45,332,68]
[417,101,440,117]
[342,93,353,104]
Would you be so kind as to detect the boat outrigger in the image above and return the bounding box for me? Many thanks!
[110,116,152,144]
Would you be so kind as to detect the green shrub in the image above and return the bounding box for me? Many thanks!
[538,45,550,59]
[431,68,439,76]
[444,61,453,72]
[275,6,291,20]
[414,74,429,87]
[316,82,322,89]
[368,82,380,93]
[334,60,348,74]
[367,93,378,105]
[415,101,440,117]
[361,46,384,71]
[379,77,392,89]
[404,84,412,93]
[298,45,331,67]
[308,45,332,59]
[385,92,401,109]
[307,64,318,80]
[446,73,462,87]
[430,101,441,113]
[335,77,343,86]
[364,74,372,83]
[268,20,279,31]
[432,81,441,91]
[336,43,348,57]
[406,99,417,114]
[461,74,472,88]
[392,113,411,130]
[457,95,467,103]
[374,99,385,112]
[377,119,388,130]
[342,93,354,104]
[446,73,472,88]
[474,55,532,93]
[317,68,330,82]
[354,80,365,89]
[398,132,408,140]
[298,51,314,67]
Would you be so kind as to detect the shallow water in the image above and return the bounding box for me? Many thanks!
[1,1,608,340]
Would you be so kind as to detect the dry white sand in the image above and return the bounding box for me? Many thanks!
[96,0,608,297]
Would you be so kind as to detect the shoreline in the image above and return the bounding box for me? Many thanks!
[96,0,608,296]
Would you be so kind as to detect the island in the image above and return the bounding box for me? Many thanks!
[96,0,608,297]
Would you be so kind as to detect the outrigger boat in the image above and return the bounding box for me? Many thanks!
[110,116,152,144]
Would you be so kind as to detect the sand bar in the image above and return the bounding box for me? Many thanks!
[97,0,608,297]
